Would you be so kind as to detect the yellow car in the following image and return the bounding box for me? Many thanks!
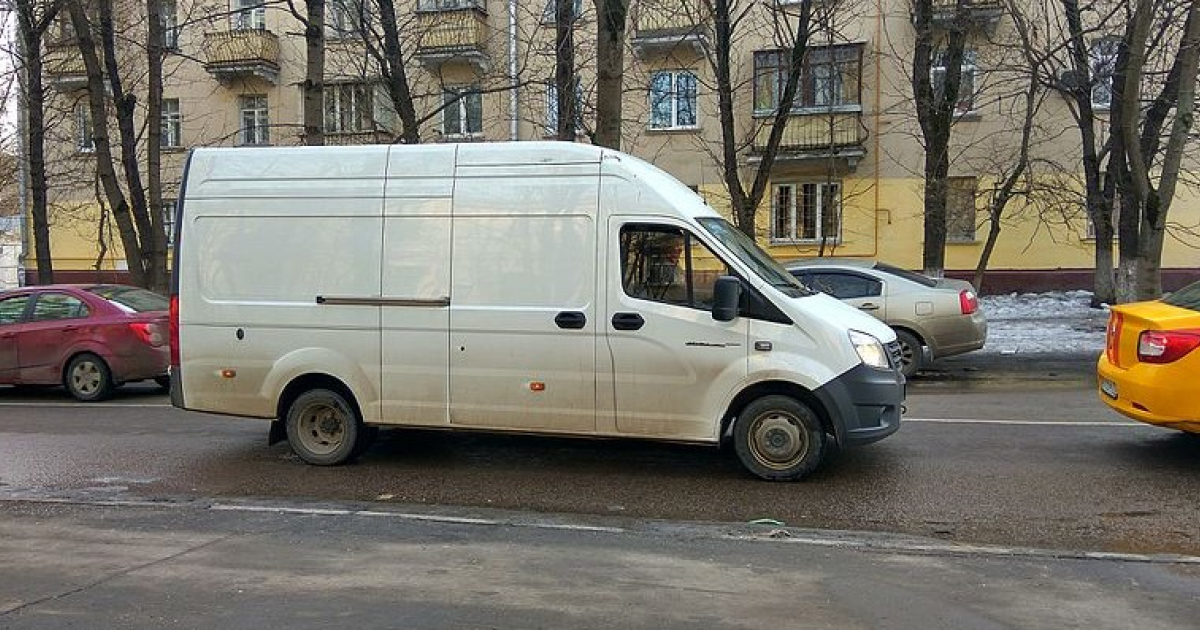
[1097,280,1200,433]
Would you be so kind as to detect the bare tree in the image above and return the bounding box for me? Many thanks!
[67,0,168,291]
[709,0,814,237]
[1113,0,1200,301]
[554,0,579,140]
[911,0,969,278]
[13,0,62,284]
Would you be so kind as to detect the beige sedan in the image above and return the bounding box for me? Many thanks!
[786,258,988,378]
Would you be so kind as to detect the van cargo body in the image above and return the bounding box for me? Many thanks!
[170,142,903,480]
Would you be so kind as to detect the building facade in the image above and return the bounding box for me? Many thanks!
[24,0,1200,291]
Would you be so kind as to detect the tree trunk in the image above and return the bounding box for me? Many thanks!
[593,0,628,150]
[375,0,419,143]
[303,0,326,146]
[555,0,577,141]
[146,0,167,293]
[15,0,56,284]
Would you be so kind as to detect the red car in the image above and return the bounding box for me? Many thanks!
[0,284,169,401]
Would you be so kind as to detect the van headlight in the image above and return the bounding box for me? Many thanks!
[849,330,889,370]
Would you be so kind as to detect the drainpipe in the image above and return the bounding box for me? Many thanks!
[508,0,518,140]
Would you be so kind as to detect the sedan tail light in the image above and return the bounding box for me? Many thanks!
[1137,329,1200,364]
[129,322,167,347]
[1106,312,1123,365]
[959,290,978,315]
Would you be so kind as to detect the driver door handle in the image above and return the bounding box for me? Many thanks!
[611,313,645,331]
[858,303,880,311]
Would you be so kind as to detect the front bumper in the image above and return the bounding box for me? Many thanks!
[813,363,905,447]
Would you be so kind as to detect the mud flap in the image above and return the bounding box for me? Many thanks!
[268,419,287,446]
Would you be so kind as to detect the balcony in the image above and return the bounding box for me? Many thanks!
[929,0,1004,29]
[751,111,868,166]
[43,43,88,91]
[318,130,395,146]
[414,8,490,72]
[201,29,280,85]
[631,3,710,58]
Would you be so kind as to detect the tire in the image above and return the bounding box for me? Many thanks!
[153,376,171,391]
[285,388,364,466]
[64,353,115,402]
[894,329,923,379]
[733,395,826,481]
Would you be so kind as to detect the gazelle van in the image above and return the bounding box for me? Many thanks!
[170,142,903,480]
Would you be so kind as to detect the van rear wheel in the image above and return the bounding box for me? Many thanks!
[285,389,364,466]
[734,395,826,481]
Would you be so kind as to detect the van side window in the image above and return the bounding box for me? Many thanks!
[620,225,730,310]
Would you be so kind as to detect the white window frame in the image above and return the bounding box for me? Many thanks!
[239,95,270,146]
[649,70,699,131]
[770,181,842,244]
[541,0,583,23]
[233,0,266,30]
[441,86,483,138]
[161,98,182,148]
[161,198,177,246]
[75,102,95,153]
[325,83,375,134]
[931,50,978,114]
[753,45,863,115]
[418,0,485,10]
[326,0,364,37]
[162,0,180,50]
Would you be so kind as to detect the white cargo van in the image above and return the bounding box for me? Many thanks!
[170,142,903,480]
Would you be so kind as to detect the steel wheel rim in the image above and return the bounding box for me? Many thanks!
[70,361,102,396]
[296,401,347,456]
[748,411,809,471]
[898,340,916,370]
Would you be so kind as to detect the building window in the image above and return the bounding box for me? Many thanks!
[541,0,583,23]
[441,87,483,137]
[649,70,698,130]
[325,83,375,133]
[161,198,177,246]
[418,0,485,10]
[233,0,266,30]
[946,176,977,243]
[770,182,841,243]
[1091,38,1120,109]
[931,50,978,113]
[754,45,863,113]
[326,0,364,37]
[161,98,182,148]
[545,79,583,136]
[75,102,95,153]
[162,0,180,50]
[239,95,270,145]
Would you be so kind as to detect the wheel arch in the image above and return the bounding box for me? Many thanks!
[275,373,364,426]
[721,380,838,447]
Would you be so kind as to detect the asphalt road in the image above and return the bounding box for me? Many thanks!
[1,351,1197,557]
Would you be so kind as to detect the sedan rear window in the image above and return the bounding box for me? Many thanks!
[86,286,169,313]
[871,263,938,287]
[1163,281,1200,312]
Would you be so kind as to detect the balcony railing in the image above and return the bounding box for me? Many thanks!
[631,2,710,57]
[201,29,280,85]
[43,43,88,90]
[414,8,490,71]
[752,111,868,163]
[930,0,1004,27]
[319,130,395,146]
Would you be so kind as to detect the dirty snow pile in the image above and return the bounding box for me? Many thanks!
[979,290,1109,355]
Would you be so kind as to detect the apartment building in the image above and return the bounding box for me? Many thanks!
[26,0,1200,290]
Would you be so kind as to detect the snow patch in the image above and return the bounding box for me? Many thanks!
[979,291,1108,355]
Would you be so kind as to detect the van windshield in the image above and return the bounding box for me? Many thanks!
[697,217,813,298]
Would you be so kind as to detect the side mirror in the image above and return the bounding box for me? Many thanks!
[712,276,742,322]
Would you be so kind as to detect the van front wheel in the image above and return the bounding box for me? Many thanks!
[734,395,826,481]
[285,389,363,466]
